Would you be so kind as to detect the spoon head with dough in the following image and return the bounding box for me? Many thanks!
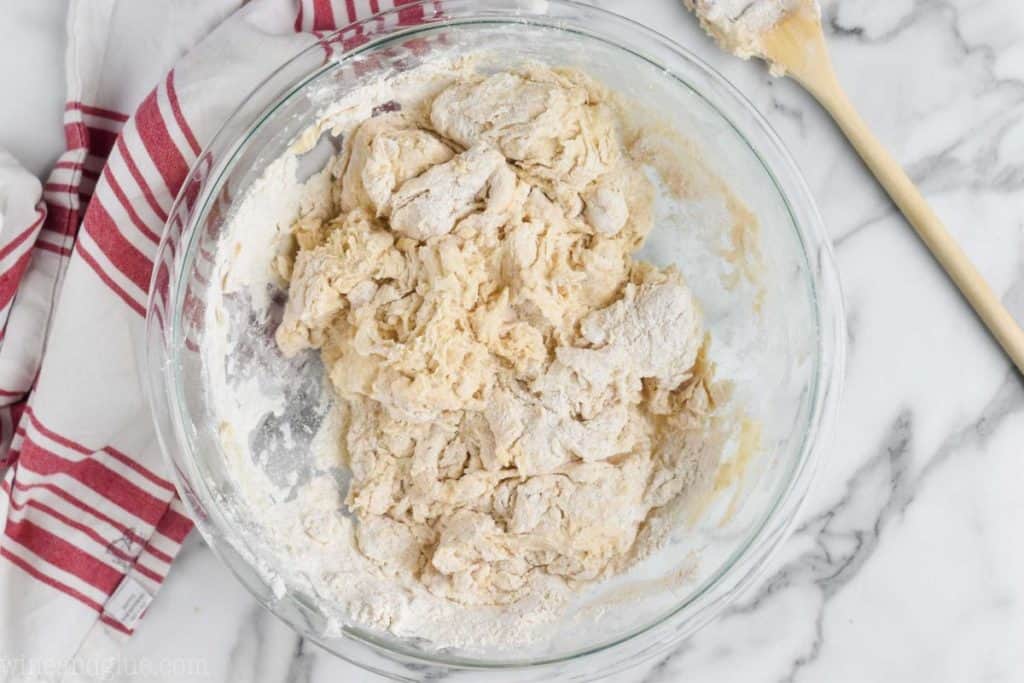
[682,0,829,85]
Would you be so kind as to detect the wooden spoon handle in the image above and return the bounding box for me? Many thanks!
[811,79,1024,374]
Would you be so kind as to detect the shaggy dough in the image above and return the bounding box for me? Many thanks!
[275,65,724,606]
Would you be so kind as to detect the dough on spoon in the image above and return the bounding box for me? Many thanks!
[682,0,818,63]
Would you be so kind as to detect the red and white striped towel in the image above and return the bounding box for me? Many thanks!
[0,0,425,673]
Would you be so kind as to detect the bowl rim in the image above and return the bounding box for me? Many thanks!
[145,0,846,677]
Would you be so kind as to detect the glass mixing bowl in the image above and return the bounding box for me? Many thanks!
[145,1,845,679]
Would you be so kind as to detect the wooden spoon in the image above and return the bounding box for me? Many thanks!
[688,1,1024,374]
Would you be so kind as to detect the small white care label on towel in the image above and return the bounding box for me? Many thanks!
[103,576,153,630]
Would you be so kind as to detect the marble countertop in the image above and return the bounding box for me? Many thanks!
[3,1,1023,681]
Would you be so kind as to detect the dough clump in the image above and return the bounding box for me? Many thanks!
[275,65,724,606]
[683,0,819,72]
